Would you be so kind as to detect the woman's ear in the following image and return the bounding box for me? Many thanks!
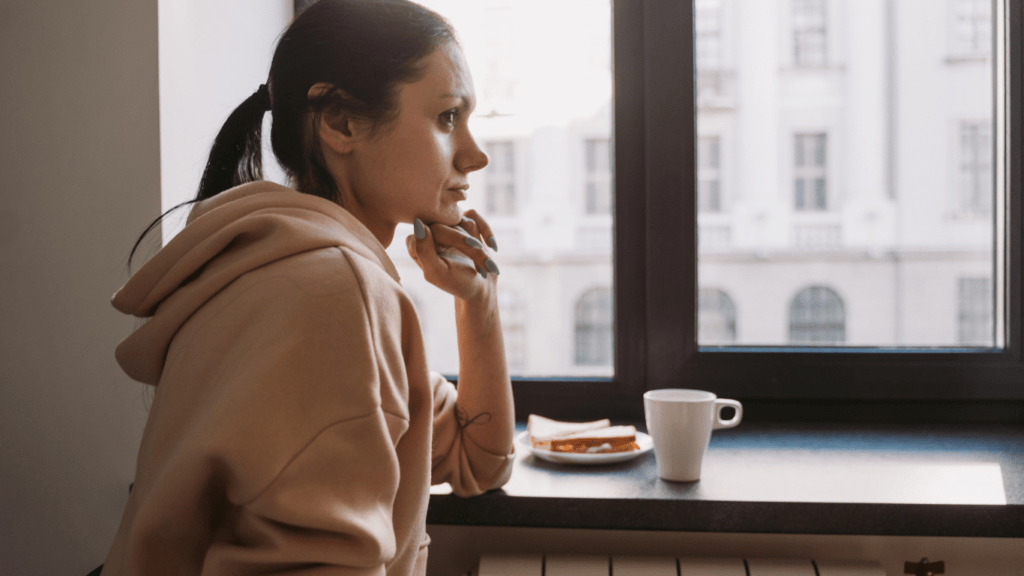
[308,82,366,155]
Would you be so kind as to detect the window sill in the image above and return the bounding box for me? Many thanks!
[428,421,1024,538]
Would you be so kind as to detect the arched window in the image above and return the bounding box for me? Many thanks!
[498,289,527,371]
[698,288,736,344]
[574,288,612,365]
[788,286,845,344]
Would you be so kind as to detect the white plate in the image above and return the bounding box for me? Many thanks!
[516,430,654,465]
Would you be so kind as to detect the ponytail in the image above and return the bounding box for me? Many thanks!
[196,84,271,201]
[127,84,270,270]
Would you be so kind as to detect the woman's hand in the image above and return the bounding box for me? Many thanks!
[405,209,500,302]
[408,210,514,463]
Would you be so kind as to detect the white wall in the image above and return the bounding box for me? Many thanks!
[159,0,291,243]
[0,2,160,574]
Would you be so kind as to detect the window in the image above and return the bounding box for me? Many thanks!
[698,288,736,344]
[697,136,721,212]
[788,286,845,345]
[483,141,516,217]
[958,121,993,215]
[951,0,992,57]
[638,0,1021,412]
[584,138,612,214]
[574,288,612,366]
[695,0,724,97]
[958,277,993,345]
[499,289,527,370]
[401,0,1022,421]
[793,0,828,67]
[793,133,827,211]
[389,0,613,380]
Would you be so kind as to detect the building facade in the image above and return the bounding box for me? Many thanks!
[390,0,997,377]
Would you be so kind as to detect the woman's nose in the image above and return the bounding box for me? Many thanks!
[457,134,489,174]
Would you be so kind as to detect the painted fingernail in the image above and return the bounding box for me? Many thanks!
[414,218,426,240]
[464,236,483,249]
[478,266,488,279]
[487,236,498,251]
[484,258,500,275]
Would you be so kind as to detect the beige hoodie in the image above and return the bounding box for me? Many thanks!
[101,182,514,576]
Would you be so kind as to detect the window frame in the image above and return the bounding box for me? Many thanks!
[494,0,1024,423]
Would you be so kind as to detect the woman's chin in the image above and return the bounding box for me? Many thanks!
[438,207,465,227]
[412,205,463,227]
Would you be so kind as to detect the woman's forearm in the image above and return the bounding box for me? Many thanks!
[452,284,515,456]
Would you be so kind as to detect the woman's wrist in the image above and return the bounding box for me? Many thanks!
[455,281,498,316]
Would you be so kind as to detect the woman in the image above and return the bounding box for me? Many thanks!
[99,1,515,574]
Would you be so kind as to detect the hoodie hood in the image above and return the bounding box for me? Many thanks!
[112,181,400,385]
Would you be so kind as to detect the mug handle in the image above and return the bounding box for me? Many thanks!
[713,399,743,429]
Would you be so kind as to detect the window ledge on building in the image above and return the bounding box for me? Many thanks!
[945,54,991,65]
[428,421,1024,538]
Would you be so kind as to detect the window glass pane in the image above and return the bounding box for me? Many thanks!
[389,0,613,376]
[697,0,998,348]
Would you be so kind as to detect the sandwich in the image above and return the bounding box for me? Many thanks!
[528,414,640,454]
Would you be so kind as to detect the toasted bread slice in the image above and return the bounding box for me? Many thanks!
[547,425,639,454]
[527,414,611,444]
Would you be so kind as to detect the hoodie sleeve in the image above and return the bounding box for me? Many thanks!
[429,372,515,497]
[201,411,407,576]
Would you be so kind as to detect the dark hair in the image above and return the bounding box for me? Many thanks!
[129,0,456,268]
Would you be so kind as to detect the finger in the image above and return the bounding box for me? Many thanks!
[464,209,498,252]
[429,223,500,276]
[405,234,422,266]
[411,223,453,280]
[457,216,481,241]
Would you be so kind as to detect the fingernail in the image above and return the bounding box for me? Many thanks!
[487,236,498,251]
[478,266,488,279]
[414,218,426,240]
[484,258,500,275]
[464,236,483,249]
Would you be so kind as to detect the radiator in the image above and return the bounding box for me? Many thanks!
[476,554,886,576]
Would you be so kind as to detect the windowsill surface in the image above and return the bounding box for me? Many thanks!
[428,421,1024,538]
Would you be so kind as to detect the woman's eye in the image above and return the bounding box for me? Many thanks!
[440,110,458,127]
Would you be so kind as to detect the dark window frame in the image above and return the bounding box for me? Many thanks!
[508,0,1024,423]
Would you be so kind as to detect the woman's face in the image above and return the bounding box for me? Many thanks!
[344,42,489,239]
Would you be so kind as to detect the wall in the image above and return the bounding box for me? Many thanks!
[0,1,160,574]
[158,0,290,243]
[0,1,290,573]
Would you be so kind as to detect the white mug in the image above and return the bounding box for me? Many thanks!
[643,389,742,482]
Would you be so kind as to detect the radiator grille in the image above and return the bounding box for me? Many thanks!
[476,554,886,576]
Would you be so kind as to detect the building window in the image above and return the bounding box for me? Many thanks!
[958,121,993,215]
[696,0,724,96]
[695,0,723,71]
[484,141,516,216]
[498,289,527,371]
[698,288,736,344]
[958,277,992,345]
[698,136,722,212]
[584,138,612,215]
[788,286,845,344]
[793,0,827,67]
[951,0,992,57]
[794,133,827,211]
[574,288,612,366]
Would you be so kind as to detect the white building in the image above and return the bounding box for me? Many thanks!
[392,0,997,376]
